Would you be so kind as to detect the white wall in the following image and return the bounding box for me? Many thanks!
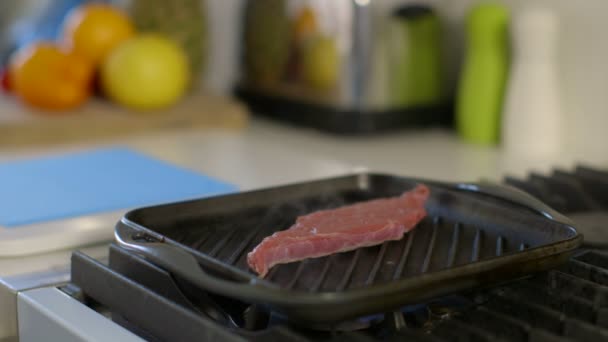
[437,0,608,159]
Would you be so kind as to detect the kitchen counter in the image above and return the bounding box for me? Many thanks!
[2,117,603,184]
[0,118,605,275]
[0,116,605,339]
[116,117,607,184]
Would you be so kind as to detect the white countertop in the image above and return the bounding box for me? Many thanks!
[121,117,607,184]
[0,117,605,279]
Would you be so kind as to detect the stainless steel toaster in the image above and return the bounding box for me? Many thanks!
[235,0,451,133]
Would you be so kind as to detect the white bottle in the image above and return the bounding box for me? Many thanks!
[501,7,561,158]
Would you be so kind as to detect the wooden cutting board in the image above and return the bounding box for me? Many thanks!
[0,92,249,147]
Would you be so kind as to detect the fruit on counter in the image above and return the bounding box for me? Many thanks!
[245,0,290,85]
[301,35,339,90]
[61,3,135,66]
[8,42,94,110]
[293,6,318,46]
[1,69,12,93]
[285,5,318,81]
[100,34,190,110]
[126,0,207,88]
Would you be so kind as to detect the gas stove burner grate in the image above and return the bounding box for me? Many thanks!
[70,247,608,341]
[67,164,608,341]
[505,165,608,247]
[428,251,608,341]
[326,251,608,341]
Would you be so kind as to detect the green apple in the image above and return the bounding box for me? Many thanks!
[101,34,190,110]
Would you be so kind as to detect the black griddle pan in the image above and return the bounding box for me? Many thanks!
[115,173,582,323]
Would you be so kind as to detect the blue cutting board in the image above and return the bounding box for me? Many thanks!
[0,147,236,227]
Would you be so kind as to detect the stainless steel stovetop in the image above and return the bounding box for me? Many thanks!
[12,166,608,341]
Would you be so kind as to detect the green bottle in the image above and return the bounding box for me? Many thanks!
[390,5,443,107]
[456,3,509,145]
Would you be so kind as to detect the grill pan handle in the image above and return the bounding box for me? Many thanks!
[114,221,290,304]
[448,181,574,226]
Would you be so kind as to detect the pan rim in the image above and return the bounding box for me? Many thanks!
[114,172,584,321]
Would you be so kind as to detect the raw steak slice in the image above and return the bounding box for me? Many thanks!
[247,184,430,277]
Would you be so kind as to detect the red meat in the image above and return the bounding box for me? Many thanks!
[247,184,430,277]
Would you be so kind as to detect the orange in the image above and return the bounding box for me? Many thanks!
[9,42,94,111]
[61,3,134,66]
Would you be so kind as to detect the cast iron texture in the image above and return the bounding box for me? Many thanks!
[115,173,581,323]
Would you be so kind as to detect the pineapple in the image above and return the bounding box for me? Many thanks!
[122,0,207,89]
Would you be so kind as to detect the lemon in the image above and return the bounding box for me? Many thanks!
[101,34,190,110]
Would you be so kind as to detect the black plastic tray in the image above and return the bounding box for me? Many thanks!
[115,173,582,323]
[235,87,453,134]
